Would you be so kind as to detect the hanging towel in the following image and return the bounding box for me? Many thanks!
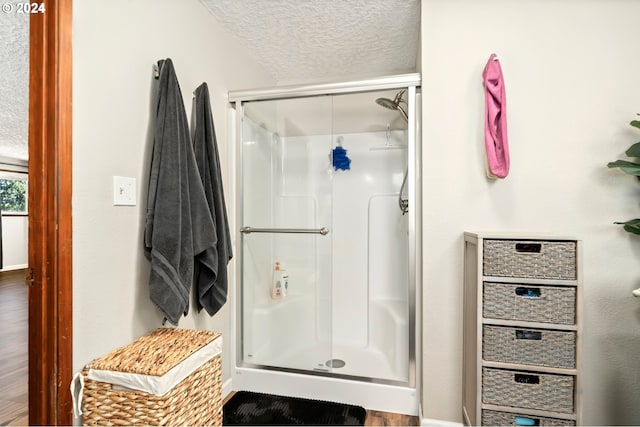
[144,58,216,325]
[192,82,233,316]
[482,54,510,179]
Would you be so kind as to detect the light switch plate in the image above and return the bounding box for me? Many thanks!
[113,176,136,206]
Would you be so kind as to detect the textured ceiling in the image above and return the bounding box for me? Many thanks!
[0,2,420,162]
[200,0,421,83]
[0,13,29,161]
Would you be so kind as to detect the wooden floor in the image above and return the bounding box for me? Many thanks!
[0,269,28,426]
[363,409,419,426]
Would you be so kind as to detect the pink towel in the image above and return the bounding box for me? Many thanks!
[482,54,510,179]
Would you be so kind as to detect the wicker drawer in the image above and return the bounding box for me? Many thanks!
[483,282,576,325]
[482,410,575,426]
[482,368,574,413]
[483,240,576,280]
[483,325,576,368]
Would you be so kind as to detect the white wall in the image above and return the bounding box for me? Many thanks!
[72,0,275,392]
[421,0,640,424]
[1,215,27,269]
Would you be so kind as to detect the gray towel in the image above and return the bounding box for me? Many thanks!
[144,59,216,325]
[193,83,233,316]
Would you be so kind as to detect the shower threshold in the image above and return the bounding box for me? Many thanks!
[233,365,419,416]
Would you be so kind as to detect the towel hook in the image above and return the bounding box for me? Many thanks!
[153,59,166,79]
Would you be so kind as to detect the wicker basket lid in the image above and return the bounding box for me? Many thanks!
[88,328,221,376]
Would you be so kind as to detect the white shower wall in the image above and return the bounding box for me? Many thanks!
[319,132,408,350]
[242,118,332,369]
[241,115,409,382]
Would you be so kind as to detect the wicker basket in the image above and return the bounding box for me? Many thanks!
[482,409,575,426]
[483,282,576,325]
[81,328,222,426]
[483,240,576,280]
[483,325,576,368]
[482,368,574,413]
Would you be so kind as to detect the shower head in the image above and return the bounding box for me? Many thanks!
[375,97,399,110]
[375,90,408,121]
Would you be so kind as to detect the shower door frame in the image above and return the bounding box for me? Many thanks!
[229,73,422,390]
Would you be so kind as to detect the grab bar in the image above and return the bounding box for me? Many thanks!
[240,226,329,236]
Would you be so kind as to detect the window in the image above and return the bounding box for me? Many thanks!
[0,171,28,214]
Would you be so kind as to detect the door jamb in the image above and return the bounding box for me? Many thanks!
[28,0,73,424]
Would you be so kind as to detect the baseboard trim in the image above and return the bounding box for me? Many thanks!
[1,264,27,272]
[421,417,463,426]
[222,377,233,401]
[419,402,462,426]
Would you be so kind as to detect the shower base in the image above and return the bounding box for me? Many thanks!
[232,364,418,416]
[248,343,407,382]
[244,298,409,383]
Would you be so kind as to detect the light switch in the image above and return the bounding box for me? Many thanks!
[113,176,136,206]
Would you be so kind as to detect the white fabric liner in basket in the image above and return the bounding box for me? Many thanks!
[87,335,222,396]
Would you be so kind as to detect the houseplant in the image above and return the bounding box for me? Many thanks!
[607,118,640,234]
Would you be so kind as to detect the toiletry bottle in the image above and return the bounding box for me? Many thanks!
[271,262,282,300]
[281,267,289,298]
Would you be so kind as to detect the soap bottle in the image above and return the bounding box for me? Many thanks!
[271,262,282,300]
[281,267,289,298]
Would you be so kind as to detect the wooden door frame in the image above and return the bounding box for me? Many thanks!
[28,0,73,425]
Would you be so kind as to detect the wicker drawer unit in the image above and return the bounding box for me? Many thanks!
[482,368,574,413]
[80,328,223,426]
[483,239,576,280]
[482,409,576,426]
[463,233,581,426]
[482,325,576,369]
[483,282,576,325]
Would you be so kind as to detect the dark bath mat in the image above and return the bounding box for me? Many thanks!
[223,391,367,425]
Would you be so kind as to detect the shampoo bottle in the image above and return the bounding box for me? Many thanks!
[271,262,282,300]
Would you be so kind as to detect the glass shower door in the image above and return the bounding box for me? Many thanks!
[240,96,334,373]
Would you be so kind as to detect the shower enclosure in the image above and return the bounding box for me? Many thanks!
[229,74,421,415]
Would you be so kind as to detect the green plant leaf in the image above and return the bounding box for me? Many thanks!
[614,219,640,235]
[631,120,640,129]
[626,142,640,158]
[607,160,640,175]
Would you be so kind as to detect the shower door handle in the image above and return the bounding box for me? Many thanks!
[240,226,330,236]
